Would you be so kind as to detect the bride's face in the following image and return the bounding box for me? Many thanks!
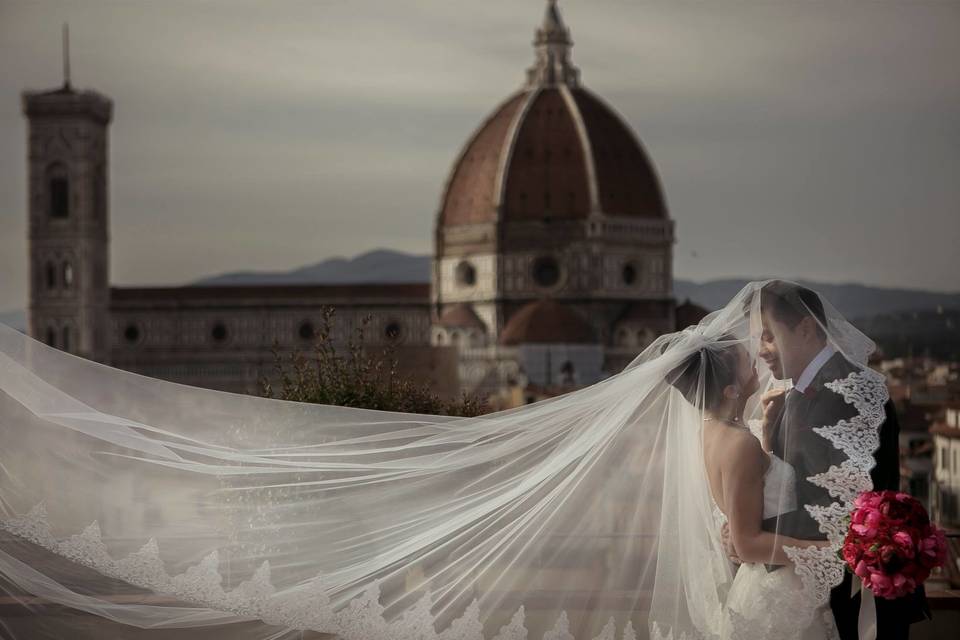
[735,345,759,399]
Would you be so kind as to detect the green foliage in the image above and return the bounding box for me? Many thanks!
[259,306,488,417]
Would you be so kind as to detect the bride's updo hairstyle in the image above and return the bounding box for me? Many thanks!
[665,337,741,413]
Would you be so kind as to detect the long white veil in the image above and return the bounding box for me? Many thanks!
[0,280,887,639]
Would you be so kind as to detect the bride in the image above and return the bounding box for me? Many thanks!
[0,280,904,640]
[668,338,836,640]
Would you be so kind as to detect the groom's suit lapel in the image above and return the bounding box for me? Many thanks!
[787,352,854,421]
[772,353,855,491]
[804,353,857,424]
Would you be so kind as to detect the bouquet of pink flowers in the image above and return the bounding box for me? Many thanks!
[841,490,948,599]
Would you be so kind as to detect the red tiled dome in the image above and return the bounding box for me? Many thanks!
[437,303,486,330]
[439,86,667,227]
[499,298,595,346]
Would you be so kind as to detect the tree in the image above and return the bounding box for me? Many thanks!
[260,306,487,417]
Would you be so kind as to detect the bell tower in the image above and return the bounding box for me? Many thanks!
[23,25,113,361]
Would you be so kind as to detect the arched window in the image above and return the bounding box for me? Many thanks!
[61,326,71,353]
[62,262,74,289]
[45,262,57,290]
[47,163,69,218]
[455,261,476,287]
[45,326,56,347]
[622,262,638,286]
[211,323,228,343]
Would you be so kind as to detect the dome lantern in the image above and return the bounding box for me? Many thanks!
[526,0,580,89]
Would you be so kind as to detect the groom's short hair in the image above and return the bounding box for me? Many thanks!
[759,281,827,334]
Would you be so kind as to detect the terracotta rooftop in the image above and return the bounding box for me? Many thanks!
[675,299,710,330]
[499,298,595,346]
[437,303,486,330]
[616,299,675,324]
[930,422,960,439]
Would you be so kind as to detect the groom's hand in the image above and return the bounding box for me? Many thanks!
[720,522,742,565]
[760,389,785,452]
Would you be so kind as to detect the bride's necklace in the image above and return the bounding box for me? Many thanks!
[703,415,746,429]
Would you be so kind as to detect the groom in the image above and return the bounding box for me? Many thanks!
[754,280,929,640]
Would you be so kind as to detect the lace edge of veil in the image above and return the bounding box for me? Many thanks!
[781,367,888,624]
[0,509,643,640]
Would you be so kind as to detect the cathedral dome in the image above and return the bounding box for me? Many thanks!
[438,2,667,228]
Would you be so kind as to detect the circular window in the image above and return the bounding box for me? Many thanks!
[211,323,228,342]
[455,261,476,287]
[298,321,315,341]
[532,256,560,288]
[123,324,140,343]
[384,322,402,341]
[622,262,637,286]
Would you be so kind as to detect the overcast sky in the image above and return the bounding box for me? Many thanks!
[1,0,958,312]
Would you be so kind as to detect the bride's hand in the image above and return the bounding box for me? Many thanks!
[720,522,742,565]
[760,389,785,451]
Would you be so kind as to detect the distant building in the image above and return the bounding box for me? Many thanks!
[931,403,960,525]
[22,2,679,401]
[880,357,960,513]
[897,399,937,510]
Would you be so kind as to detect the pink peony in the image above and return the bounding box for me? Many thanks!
[843,490,948,600]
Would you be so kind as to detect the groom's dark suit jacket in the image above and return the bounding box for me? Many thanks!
[761,352,930,640]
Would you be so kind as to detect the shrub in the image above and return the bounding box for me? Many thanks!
[259,306,487,417]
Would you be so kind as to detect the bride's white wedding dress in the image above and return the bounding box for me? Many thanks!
[715,454,839,640]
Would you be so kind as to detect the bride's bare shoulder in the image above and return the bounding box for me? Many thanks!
[720,427,767,472]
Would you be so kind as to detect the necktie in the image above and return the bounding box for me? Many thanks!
[779,388,803,454]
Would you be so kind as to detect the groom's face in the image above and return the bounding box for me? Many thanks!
[758,309,803,381]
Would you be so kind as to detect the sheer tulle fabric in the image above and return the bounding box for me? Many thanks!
[0,281,886,639]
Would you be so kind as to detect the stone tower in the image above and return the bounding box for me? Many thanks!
[432,1,675,392]
[23,27,113,362]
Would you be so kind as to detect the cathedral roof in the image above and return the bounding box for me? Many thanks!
[616,300,675,324]
[438,1,667,228]
[437,303,486,330]
[675,299,711,330]
[22,87,113,124]
[110,283,429,305]
[499,298,595,346]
